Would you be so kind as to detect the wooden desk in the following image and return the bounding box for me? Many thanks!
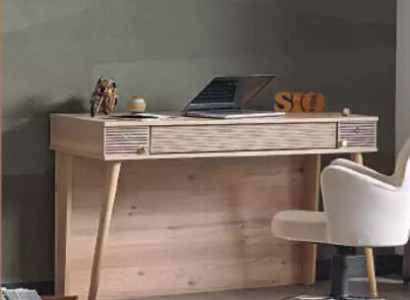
[50,113,378,300]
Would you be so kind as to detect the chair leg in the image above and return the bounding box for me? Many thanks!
[402,240,410,283]
[350,153,378,298]
[282,247,387,300]
[364,248,378,298]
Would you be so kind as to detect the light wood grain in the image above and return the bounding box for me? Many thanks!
[300,155,321,286]
[50,113,380,300]
[51,113,379,126]
[105,126,149,155]
[339,121,377,148]
[50,113,379,161]
[364,247,378,297]
[151,123,336,154]
[55,152,74,295]
[61,156,319,299]
[51,115,105,159]
[88,162,122,300]
[104,147,378,161]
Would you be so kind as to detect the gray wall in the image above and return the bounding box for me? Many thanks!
[397,0,410,151]
[3,0,396,283]
[395,0,409,256]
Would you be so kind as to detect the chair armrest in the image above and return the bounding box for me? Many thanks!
[331,158,394,186]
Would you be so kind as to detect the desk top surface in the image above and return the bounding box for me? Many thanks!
[51,112,378,127]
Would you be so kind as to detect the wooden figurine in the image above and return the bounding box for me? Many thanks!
[90,77,118,117]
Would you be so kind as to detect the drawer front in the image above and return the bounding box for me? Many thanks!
[338,121,377,148]
[105,126,149,155]
[151,123,337,154]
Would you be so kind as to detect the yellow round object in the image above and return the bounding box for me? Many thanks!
[128,97,146,113]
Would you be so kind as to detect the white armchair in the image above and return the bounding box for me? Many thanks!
[272,139,410,299]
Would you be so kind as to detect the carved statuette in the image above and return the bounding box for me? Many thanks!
[90,77,118,117]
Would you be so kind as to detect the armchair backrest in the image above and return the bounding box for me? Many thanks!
[321,140,410,247]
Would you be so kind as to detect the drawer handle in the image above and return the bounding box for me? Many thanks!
[137,146,146,154]
[339,140,348,148]
[354,127,360,134]
[342,107,351,116]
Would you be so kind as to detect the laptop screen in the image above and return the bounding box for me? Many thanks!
[183,75,275,112]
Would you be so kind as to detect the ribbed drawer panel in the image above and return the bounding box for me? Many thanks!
[105,126,149,155]
[151,123,337,154]
[339,121,377,148]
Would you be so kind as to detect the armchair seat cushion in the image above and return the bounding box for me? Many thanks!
[272,210,328,244]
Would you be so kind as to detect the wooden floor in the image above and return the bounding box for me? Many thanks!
[143,280,410,300]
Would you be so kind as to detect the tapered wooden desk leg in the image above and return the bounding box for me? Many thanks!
[55,153,73,295]
[302,155,321,286]
[351,153,378,298]
[88,162,122,300]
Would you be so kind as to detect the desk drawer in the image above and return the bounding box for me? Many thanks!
[151,123,337,154]
[105,126,149,155]
[338,121,377,148]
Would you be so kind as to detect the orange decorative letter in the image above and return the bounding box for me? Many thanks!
[302,93,325,112]
[274,92,292,112]
[290,92,304,112]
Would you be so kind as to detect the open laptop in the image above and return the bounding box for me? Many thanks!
[182,75,285,119]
